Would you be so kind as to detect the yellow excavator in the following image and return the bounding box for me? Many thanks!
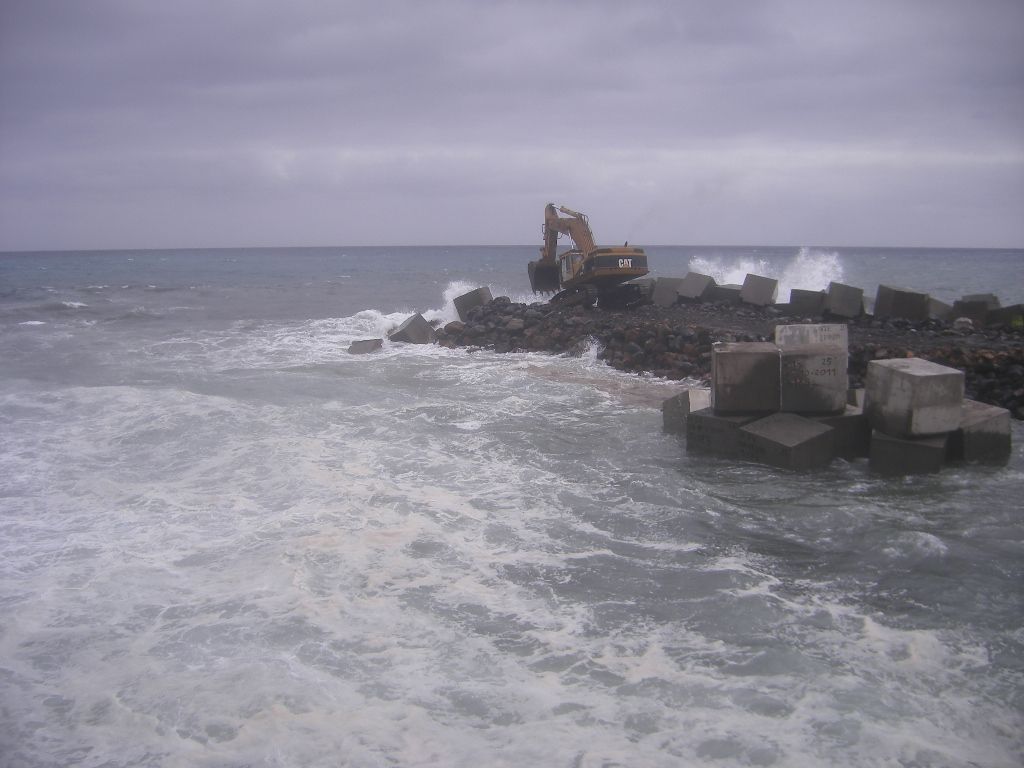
[528,203,649,308]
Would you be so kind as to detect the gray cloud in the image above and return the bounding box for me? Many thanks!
[1,0,1022,249]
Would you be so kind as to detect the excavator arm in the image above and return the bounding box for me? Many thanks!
[530,203,597,292]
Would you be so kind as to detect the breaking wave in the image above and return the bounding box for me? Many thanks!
[690,247,844,302]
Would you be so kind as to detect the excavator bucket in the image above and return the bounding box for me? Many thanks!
[528,260,560,293]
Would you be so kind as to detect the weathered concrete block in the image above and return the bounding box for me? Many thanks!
[824,282,864,318]
[677,272,717,302]
[686,408,759,458]
[707,284,743,304]
[737,413,835,470]
[988,304,1024,329]
[928,298,953,322]
[946,399,1012,464]
[740,273,778,307]
[848,388,866,408]
[780,344,848,414]
[864,358,964,437]
[813,405,871,459]
[388,313,435,344]
[712,342,780,414]
[453,287,493,322]
[950,299,992,327]
[347,338,383,354]
[962,293,1001,309]
[774,323,848,349]
[869,430,947,476]
[788,289,826,316]
[662,388,712,434]
[652,277,686,307]
[874,285,930,321]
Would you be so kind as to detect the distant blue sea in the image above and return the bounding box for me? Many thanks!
[1,245,1022,767]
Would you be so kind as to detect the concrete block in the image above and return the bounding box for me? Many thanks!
[388,313,435,344]
[813,405,871,459]
[950,299,991,327]
[824,282,864,318]
[677,272,717,302]
[686,408,760,458]
[707,284,743,304]
[737,413,835,470]
[929,298,953,322]
[988,304,1024,329]
[740,273,778,306]
[347,338,383,354]
[864,358,964,437]
[874,285,930,321]
[780,344,848,414]
[946,399,1012,464]
[711,342,781,414]
[774,323,849,349]
[848,388,866,408]
[662,388,712,434]
[788,289,826,316]
[869,430,947,476]
[962,293,1000,309]
[453,287,493,322]
[652,277,686,307]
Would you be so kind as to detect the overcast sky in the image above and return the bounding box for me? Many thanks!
[1,0,1022,250]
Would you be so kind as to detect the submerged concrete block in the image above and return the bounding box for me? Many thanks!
[874,285,930,321]
[946,399,1012,464]
[347,338,383,354]
[864,358,964,437]
[662,388,712,434]
[824,282,864,319]
[388,313,435,344]
[788,289,826,316]
[712,342,781,414]
[707,284,743,304]
[686,408,759,458]
[774,323,849,349]
[869,431,947,476]
[652,277,686,307]
[737,413,835,470]
[677,272,717,302]
[740,273,778,307]
[814,405,871,459]
[453,287,493,322]
[780,344,848,414]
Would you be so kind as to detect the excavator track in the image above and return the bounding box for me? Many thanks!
[549,284,599,309]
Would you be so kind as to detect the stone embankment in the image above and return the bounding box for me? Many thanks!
[432,298,1024,420]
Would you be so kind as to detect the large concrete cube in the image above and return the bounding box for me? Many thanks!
[707,284,743,304]
[946,399,1012,464]
[929,298,953,322]
[780,344,848,414]
[813,405,871,459]
[662,388,712,434]
[874,285,930,322]
[950,298,993,327]
[824,282,864,318]
[737,413,835,470]
[989,304,1024,329]
[864,358,964,437]
[677,272,717,302]
[651,277,686,307]
[788,289,826,316]
[740,273,778,307]
[453,287,493,322]
[347,338,383,354]
[712,342,781,414]
[774,323,849,349]
[869,431,947,476]
[686,408,760,458]
[388,313,435,344]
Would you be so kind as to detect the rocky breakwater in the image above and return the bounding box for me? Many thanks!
[432,292,1024,421]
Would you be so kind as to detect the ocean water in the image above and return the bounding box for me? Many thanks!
[1,245,1022,768]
